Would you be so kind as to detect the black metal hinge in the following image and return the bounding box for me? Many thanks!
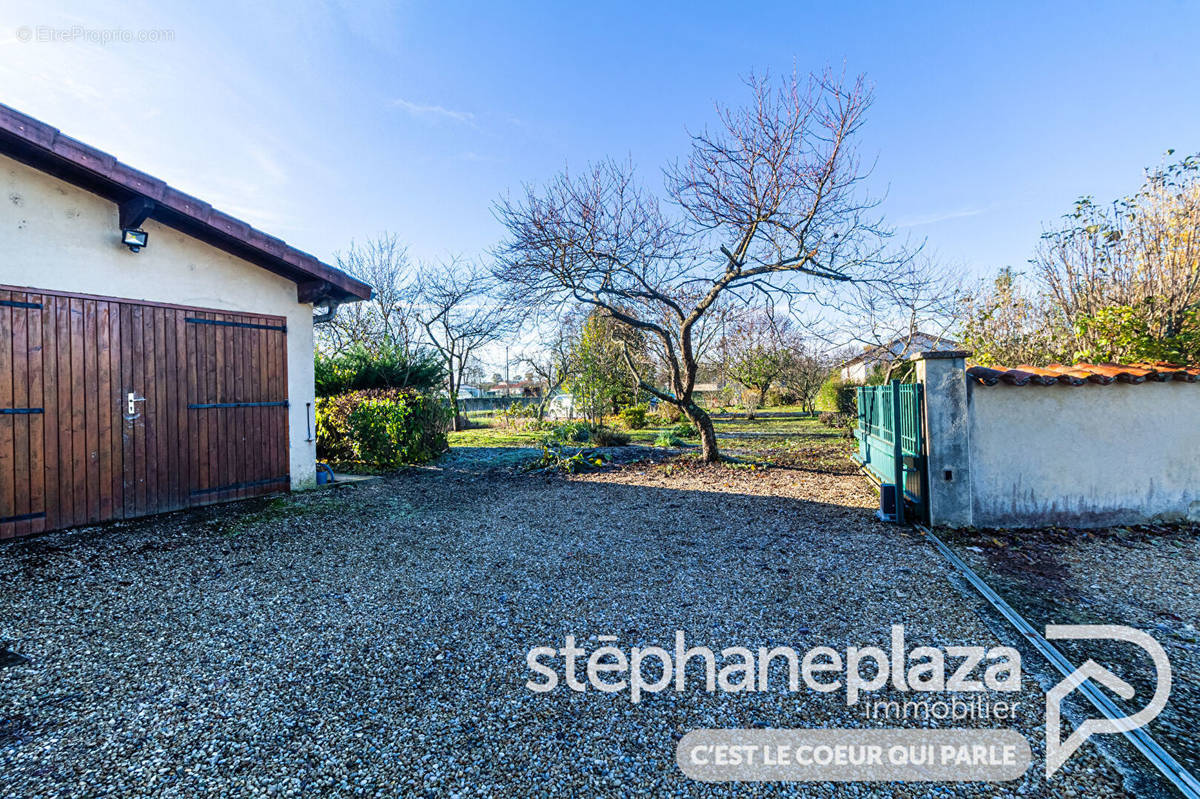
[0,511,45,524]
[185,317,286,332]
[187,401,288,409]
[191,475,290,496]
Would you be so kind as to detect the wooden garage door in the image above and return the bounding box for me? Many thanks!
[0,285,289,540]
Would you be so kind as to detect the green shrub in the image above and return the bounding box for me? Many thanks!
[818,411,852,429]
[618,404,649,430]
[592,426,631,447]
[765,387,799,407]
[541,421,630,447]
[543,421,592,445]
[654,431,685,447]
[816,376,861,415]
[671,422,697,439]
[316,389,450,467]
[315,344,445,397]
[835,385,859,416]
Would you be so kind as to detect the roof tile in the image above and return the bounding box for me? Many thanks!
[967,361,1200,387]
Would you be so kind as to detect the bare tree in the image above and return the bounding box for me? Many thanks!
[828,255,964,382]
[521,311,580,420]
[320,234,417,354]
[415,258,514,431]
[719,307,809,407]
[496,71,901,461]
[780,351,831,414]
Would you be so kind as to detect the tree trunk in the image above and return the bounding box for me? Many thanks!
[685,403,719,463]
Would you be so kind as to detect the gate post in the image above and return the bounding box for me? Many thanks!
[910,350,973,528]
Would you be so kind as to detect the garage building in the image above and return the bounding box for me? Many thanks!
[0,104,371,539]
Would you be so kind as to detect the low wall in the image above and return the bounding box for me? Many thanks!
[967,381,1200,528]
[916,352,1200,529]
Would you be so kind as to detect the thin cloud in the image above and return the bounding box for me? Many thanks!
[393,98,475,124]
[896,207,987,228]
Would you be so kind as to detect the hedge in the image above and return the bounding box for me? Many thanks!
[316,388,450,468]
[315,345,445,397]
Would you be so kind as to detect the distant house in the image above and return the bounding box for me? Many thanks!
[840,332,960,382]
[457,385,482,399]
[488,379,545,398]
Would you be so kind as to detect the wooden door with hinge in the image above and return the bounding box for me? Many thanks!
[184,311,290,506]
[0,285,290,541]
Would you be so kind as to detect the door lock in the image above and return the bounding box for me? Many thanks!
[126,392,146,416]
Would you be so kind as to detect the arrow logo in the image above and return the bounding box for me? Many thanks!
[1045,625,1171,777]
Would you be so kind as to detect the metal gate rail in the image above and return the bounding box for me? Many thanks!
[919,524,1200,798]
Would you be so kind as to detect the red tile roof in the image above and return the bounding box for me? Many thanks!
[966,362,1200,386]
[0,104,371,303]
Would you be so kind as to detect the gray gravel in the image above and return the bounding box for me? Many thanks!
[951,522,1200,782]
[0,457,1139,797]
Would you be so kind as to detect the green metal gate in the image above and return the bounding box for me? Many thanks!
[853,381,926,524]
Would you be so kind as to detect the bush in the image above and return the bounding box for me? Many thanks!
[316,389,450,467]
[816,377,861,415]
[835,385,859,416]
[496,402,542,430]
[618,404,649,430]
[654,431,685,447]
[542,421,629,447]
[592,426,631,447]
[818,411,852,429]
[766,387,799,407]
[315,345,445,397]
[542,421,591,445]
[671,422,698,439]
[657,404,683,424]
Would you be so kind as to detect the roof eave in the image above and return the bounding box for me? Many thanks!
[0,104,371,304]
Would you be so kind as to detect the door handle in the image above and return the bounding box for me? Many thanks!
[126,392,146,416]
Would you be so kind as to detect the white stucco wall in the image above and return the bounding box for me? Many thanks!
[966,381,1200,528]
[0,157,316,488]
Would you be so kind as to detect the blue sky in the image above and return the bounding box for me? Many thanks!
[2,0,1197,284]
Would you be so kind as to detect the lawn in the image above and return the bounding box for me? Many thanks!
[448,405,856,471]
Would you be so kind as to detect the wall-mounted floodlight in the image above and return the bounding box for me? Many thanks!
[122,228,148,253]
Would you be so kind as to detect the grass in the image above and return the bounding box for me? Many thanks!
[447,404,855,469]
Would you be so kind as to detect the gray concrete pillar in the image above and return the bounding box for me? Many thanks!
[912,350,973,528]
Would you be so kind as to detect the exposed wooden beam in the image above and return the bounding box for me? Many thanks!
[297,280,331,304]
[118,196,155,230]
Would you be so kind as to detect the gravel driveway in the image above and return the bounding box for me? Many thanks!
[0,454,1156,797]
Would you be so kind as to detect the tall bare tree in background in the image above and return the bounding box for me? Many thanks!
[496,71,905,461]
[521,311,580,420]
[828,255,963,381]
[720,308,799,406]
[415,258,514,430]
[318,233,417,354]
